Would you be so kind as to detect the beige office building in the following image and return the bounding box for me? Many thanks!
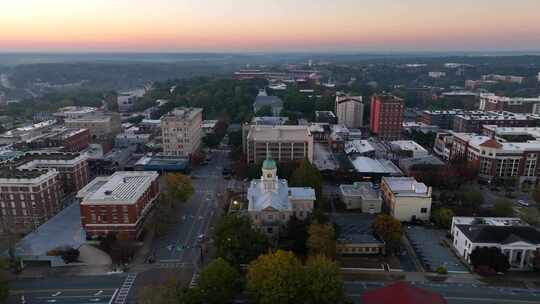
[244,125,313,164]
[161,107,203,157]
[380,177,432,222]
[64,113,122,140]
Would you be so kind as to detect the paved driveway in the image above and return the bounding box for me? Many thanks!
[406,226,468,273]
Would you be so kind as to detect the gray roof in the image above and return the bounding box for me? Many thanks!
[254,95,283,109]
[333,214,384,245]
[248,179,292,211]
[457,225,540,245]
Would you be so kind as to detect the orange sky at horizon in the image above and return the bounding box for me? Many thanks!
[1,0,539,52]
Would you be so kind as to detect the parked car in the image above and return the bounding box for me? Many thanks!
[517,200,530,207]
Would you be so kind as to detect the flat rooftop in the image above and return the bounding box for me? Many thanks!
[340,182,380,200]
[383,177,430,196]
[247,125,312,141]
[79,171,159,205]
[333,214,384,245]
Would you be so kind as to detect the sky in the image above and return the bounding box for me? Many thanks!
[1,0,539,52]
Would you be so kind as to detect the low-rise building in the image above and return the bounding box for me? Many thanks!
[339,182,382,213]
[479,93,540,114]
[447,129,540,187]
[0,120,57,145]
[253,89,283,116]
[78,171,160,240]
[380,177,432,222]
[65,113,122,141]
[201,120,219,135]
[429,71,446,78]
[53,106,98,120]
[247,157,315,238]
[13,128,91,152]
[451,217,540,270]
[453,111,539,133]
[315,111,337,124]
[243,125,313,164]
[482,74,524,84]
[334,214,385,256]
[390,140,429,158]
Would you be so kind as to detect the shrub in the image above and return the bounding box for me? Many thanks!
[435,266,448,275]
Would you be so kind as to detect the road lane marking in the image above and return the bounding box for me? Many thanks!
[11,288,117,295]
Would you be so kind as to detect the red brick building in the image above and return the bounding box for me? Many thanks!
[370,94,405,140]
[0,169,63,232]
[13,128,91,152]
[7,152,90,195]
[78,171,160,240]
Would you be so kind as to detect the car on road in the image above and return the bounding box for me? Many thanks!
[197,234,206,243]
[517,200,530,207]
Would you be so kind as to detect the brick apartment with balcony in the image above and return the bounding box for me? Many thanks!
[78,171,160,240]
[370,94,404,140]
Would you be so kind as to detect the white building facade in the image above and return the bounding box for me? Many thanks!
[247,157,315,238]
[451,217,540,270]
[335,94,364,128]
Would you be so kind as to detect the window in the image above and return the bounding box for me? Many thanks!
[421,208,428,213]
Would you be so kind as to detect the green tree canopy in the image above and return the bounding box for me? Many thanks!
[165,173,195,205]
[307,223,336,259]
[373,215,402,254]
[197,258,241,304]
[492,199,514,217]
[289,159,323,203]
[462,189,484,209]
[284,215,310,256]
[246,250,306,304]
[431,208,455,229]
[214,215,269,266]
[304,255,344,304]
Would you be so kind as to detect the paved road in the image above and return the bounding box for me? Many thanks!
[345,281,540,304]
[8,274,127,304]
[151,150,228,268]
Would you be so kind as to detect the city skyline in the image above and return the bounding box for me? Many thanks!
[1,0,540,52]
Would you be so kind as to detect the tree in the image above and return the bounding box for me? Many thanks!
[255,105,274,116]
[469,247,510,274]
[214,215,269,266]
[246,250,306,304]
[152,195,177,237]
[492,199,514,217]
[520,207,540,226]
[284,215,310,256]
[462,189,484,209]
[431,208,455,229]
[304,255,343,304]
[197,258,241,304]
[307,223,336,259]
[289,159,323,204]
[0,269,9,303]
[165,173,194,206]
[533,183,540,204]
[373,215,402,254]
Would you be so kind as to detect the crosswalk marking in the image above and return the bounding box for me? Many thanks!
[114,274,137,304]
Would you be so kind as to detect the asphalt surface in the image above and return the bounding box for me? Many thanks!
[345,281,540,304]
[151,150,228,268]
[8,274,127,304]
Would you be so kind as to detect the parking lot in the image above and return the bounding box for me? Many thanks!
[406,226,468,273]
